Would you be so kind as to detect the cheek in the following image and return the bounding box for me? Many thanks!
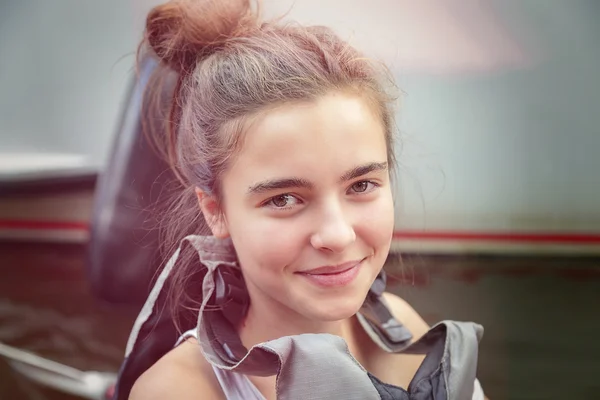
[227,210,306,273]
[356,189,395,248]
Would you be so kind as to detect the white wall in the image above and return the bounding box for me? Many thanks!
[0,0,136,167]
[394,1,600,234]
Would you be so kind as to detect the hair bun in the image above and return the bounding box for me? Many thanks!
[145,0,260,73]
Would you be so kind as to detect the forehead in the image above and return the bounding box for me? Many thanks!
[225,93,388,183]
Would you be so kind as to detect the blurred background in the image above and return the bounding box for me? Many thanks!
[0,0,599,399]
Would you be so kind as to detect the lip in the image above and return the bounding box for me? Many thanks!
[298,260,363,275]
[296,259,364,288]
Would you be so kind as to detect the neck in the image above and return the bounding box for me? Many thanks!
[237,290,353,349]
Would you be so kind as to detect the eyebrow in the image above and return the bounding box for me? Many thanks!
[247,177,314,195]
[247,162,388,195]
[338,162,388,183]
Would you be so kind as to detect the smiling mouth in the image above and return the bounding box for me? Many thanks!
[298,259,364,275]
[296,259,365,287]
[302,266,356,276]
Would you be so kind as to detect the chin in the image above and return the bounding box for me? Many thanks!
[297,271,379,322]
[304,295,366,322]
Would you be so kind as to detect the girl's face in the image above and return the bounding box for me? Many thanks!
[212,92,394,322]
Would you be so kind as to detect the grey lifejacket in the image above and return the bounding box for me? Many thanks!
[120,235,484,399]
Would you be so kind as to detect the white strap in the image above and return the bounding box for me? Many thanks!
[124,244,183,356]
[472,378,485,400]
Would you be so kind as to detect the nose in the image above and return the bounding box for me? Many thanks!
[310,202,356,253]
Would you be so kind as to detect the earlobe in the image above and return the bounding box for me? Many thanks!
[195,187,230,239]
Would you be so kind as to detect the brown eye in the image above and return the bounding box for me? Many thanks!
[264,194,301,210]
[352,181,369,193]
[272,194,290,207]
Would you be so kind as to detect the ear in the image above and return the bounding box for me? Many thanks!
[195,187,229,239]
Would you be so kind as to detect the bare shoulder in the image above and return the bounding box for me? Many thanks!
[381,292,430,339]
[129,339,224,400]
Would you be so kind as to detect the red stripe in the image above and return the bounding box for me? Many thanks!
[393,230,600,244]
[0,220,89,231]
[1,219,600,244]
